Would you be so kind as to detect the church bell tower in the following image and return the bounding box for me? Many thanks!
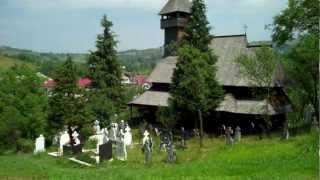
[160,0,191,57]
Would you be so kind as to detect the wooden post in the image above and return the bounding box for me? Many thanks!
[198,109,203,148]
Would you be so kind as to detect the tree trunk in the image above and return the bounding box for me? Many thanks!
[198,109,203,148]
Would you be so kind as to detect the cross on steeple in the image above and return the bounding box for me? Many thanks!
[243,24,248,35]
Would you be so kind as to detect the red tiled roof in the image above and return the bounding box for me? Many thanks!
[78,78,92,87]
[134,75,149,86]
[43,77,92,89]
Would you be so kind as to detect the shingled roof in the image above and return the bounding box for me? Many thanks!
[129,91,170,107]
[129,92,290,115]
[159,0,191,15]
[148,35,284,87]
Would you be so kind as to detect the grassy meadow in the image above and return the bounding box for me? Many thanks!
[0,132,318,180]
[0,55,36,70]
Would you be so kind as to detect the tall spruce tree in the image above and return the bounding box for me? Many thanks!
[184,0,214,61]
[87,15,123,126]
[170,0,223,147]
[48,57,89,145]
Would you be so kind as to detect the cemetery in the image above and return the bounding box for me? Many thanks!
[0,0,318,179]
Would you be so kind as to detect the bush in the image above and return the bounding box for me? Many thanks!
[16,139,34,153]
[0,66,47,153]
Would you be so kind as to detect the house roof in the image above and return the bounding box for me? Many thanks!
[44,77,92,89]
[216,94,291,115]
[148,35,284,87]
[129,92,291,115]
[129,91,170,107]
[159,0,191,15]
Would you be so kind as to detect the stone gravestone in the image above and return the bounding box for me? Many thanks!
[62,130,83,155]
[225,127,234,146]
[34,134,45,154]
[180,127,187,149]
[124,125,133,148]
[166,141,176,163]
[93,120,101,135]
[234,126,241,142]
[99,141,113,161]
[109,123,118,142]
[116,129,127,161]
[142,130,153,164]
[59,131,70,155]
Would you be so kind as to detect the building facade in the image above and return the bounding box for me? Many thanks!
[129,0,291,133]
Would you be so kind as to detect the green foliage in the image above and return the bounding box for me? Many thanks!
[283,35,319,123]
[237,46,277,87]
[48,57,90,135]
[156,107,176,129]
[170,0,223,130]
[0,66,47,152]
[86,15,124,125]
[272,0,319,45]
[170,45,224,114]
[184,0,213,53]
[87,15,122,89]
[236,46,278,128]
[272,0,319,122]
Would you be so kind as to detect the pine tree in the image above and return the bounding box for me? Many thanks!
[88,15,122,89]
[170,45,223,147]
[87,15,123,126]
[185,0,212,53]
[170,0,224,147]
[48,56,89,145]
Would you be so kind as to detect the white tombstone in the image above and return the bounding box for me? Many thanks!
[109,123,118,142]
[34,134,45,154]
[90,128,110,154]
[124,126,133,147]
[72,131,81,145]
[59,131,70,155]
[93,120,101,135]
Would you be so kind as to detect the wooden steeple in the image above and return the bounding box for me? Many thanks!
[160,0,191,57]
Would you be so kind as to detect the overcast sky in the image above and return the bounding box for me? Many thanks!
[0,0,288,53]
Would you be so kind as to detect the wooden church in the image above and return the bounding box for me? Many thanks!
[129,0,291,133]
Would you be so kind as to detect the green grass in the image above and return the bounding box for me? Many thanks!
[0,55,36,70]
[0,133,318,180]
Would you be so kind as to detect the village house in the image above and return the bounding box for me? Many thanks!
[129,0,292,133]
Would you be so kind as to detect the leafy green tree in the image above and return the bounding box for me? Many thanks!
[272,0,319,45]
[283,35,319,123]
[0,65,47,152]
[170,45,224,147]
[48,57,90,145]
[272,0,319,122]
[237,46,278,129]
[87,15,124,126]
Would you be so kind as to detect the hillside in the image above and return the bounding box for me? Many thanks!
[0,46,162,75]
[0,55,36,70]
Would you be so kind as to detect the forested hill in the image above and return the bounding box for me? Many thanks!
[0,46,163,75]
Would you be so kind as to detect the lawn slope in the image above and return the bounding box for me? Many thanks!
[0,133,317,180]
